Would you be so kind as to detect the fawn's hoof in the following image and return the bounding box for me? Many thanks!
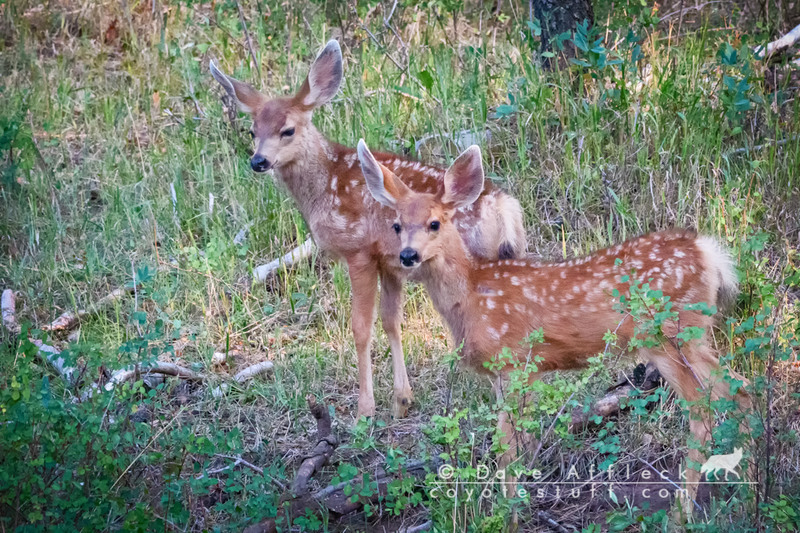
[391,391,413,419]
[356,399,376,420]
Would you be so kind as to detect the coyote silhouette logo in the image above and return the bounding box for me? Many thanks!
[700,447,744,481]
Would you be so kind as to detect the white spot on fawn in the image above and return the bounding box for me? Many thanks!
[487,299,496,310]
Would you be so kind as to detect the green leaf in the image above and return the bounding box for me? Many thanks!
[494,104,517,118]
[417,69,434,92]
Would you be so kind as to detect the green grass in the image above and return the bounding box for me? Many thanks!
[1,0,800,531]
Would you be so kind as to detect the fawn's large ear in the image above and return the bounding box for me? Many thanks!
[209,60,267,114]
[442,145,484,209]
[296,40,343,109]
[357,140,411,209]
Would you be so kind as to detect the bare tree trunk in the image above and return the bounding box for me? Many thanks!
[532,0,594,67]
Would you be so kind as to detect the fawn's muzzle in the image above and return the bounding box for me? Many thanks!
[251,155,272,172]
[399,248,420,267]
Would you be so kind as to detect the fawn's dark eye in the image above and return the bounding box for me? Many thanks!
[281,127,295,138]
[392,223,401,234]
[248,130,255,139]
[429,220,440,231]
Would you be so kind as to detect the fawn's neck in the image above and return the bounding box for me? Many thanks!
[274,128,337,218]
[419,227,474,347]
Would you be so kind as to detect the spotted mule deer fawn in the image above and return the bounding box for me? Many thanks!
[209,41,526,419]
[357,139,751,509]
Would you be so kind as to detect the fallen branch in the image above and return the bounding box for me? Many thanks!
[245,456,433,533]
[537,510,574,533]
[104,362,204,392]
[234,361,274,383]
[5,286,273,402]
[199,454,265,478]
[570,363,662,431]
[725,135,800,157]
[291,395,337,496]
[253,239,316,282]
[43,265,168,334]
[31,338,78,385]
[399,519,433,533]
[2,289,20,334]
[42,287,129,333]
[755,23,800,60]
[400,520,433,533]
[2,290,79,384]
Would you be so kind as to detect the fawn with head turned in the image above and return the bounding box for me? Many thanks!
[357,139,751,510]
[209,41,526,419]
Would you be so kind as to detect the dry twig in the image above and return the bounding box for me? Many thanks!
[235,0,261,79]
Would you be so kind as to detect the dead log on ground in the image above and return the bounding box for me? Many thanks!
[570,362,662,431]
[755,23,800,60]
[104,362,204,390]
[291,395,337,496]
[234,361,274,383]
[253,239,316,282]
[2,289,20,334]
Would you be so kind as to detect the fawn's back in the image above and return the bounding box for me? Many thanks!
[462,230,734,373]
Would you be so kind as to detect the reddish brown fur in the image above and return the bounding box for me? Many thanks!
[358,143,751,512]
[210,42,526,419]
[462,230,707,373]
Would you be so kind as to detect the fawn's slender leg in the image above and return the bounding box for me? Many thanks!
[646,334,751,515]
[379,272,413,418]
[348,254,378,419]
[646,341,713,515]
[493,375,536,499]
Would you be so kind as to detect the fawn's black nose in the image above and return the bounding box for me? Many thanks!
[399,248,420,267]
[250,155,271,173]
